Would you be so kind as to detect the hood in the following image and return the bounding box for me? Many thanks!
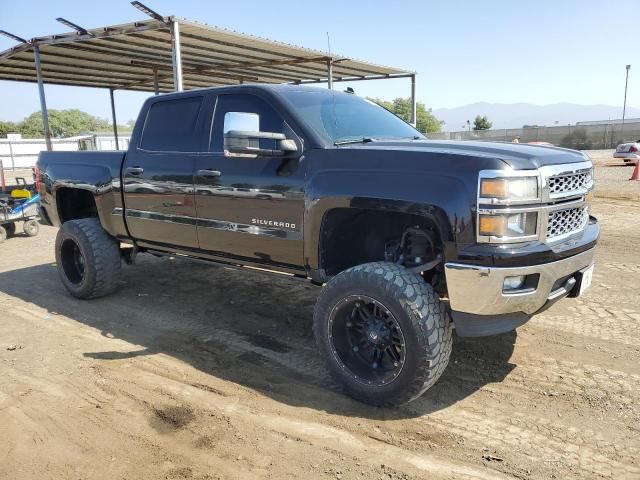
[344,139,589,170]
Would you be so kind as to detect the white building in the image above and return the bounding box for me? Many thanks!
[0,133,131,169]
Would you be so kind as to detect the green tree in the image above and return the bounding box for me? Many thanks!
[367,97,443,134]
[0,121,21,137]
[473,115,492,131]
[18,109,112,138]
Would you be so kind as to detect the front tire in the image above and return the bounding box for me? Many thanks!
[55,218,122,299]
[23,219,39,237]
[314,262,452,407]
[0,225,6,243]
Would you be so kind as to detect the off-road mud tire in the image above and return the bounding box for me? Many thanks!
[314,262,452,407]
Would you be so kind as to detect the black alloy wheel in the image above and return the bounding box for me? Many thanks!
[328,296,406,386]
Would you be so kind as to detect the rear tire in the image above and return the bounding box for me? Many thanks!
[55,218,122,299]
[4,223,16,237]
[314,262,452,407]
[0,225,6,244]
[23,220,39,237]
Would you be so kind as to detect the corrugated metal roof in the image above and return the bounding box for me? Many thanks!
[0,16,413,92]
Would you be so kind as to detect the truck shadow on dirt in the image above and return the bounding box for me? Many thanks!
[0,255,517,420]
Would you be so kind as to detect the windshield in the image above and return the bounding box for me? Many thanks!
[279,88,425,144]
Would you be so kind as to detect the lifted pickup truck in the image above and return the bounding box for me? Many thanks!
[37,85,599,406]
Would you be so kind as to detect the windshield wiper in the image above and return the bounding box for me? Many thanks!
[334,137,375,145]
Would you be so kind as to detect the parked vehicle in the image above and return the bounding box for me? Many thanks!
[0,177,40,242]
[613,140,640,162]
[36,85,599,406]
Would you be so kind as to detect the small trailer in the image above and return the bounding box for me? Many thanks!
[0,177,40,243]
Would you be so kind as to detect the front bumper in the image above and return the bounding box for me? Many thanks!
[445,247,595,317]
[613,153,639,160]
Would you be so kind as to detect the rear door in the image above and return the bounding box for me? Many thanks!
[123,94,209,248]
[194,93,305,268]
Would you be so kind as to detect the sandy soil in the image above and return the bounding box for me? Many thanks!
[1,164,639,480]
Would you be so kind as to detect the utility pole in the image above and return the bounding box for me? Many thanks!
[622,64,631,142]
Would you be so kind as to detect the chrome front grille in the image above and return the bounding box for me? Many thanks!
[547,169,592,197]
[547,206,588,241]
[477,161,593,244]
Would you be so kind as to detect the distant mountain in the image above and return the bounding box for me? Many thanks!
[432,102,640,131]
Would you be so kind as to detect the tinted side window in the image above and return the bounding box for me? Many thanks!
[211,94,284,152]
[141,96,204,152]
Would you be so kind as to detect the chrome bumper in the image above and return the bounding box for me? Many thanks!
[444,248,595,316]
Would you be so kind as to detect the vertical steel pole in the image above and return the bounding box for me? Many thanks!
[410,74,417,127]
[153,68,159,95]
[109,88,119,150]
[33,45,52,151]
[170,20,184,92]
[8,141,15,170]
[327,58,333,90]
[0,159,5,191]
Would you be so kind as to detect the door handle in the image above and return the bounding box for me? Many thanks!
[126,166,144,176]
[197,169,222,178]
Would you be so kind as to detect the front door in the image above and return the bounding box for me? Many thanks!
[194,93,305,269]
[123,94,210,249]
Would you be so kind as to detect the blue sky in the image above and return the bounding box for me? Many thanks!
[0,0,638,124]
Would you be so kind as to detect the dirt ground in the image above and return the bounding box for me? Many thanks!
[1,161,639,479]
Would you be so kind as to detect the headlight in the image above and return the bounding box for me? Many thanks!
[480,176,539,203]
[478,212,538,239]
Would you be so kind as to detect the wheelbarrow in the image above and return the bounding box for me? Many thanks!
[0,177,41,243]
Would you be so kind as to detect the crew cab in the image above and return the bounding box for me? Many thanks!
[36,85,599,406]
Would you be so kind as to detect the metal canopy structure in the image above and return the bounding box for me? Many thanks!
[0,2,417,151]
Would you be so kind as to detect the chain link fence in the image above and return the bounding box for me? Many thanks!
[430,121,640,149]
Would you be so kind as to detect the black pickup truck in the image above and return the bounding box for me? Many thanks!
[36,85,599,406]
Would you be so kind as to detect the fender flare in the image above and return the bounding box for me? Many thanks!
[303,170,472,271]
[47,163,119,237]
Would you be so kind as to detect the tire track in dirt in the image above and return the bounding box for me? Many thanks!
[9,297,640,414]
[202,321,640,413]
[98,336,640,480]
[4,241,639,480]
[601,262,640,274]
[531,299,640,346]
[422,409,640,478]
[109,363,515,480]
[506,357,640,407]
[148,316,640,478]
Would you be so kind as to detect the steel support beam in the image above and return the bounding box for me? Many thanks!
[33,45,52,151]
[130,60,258,82]
[109,88,119,150]
[24,21,164,48]
[327,58,333,89]
[410,74,417,127]
[297,73,415,85]
[170,20,183,92]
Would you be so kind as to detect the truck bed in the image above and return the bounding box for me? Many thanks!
[37,150,126,173]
